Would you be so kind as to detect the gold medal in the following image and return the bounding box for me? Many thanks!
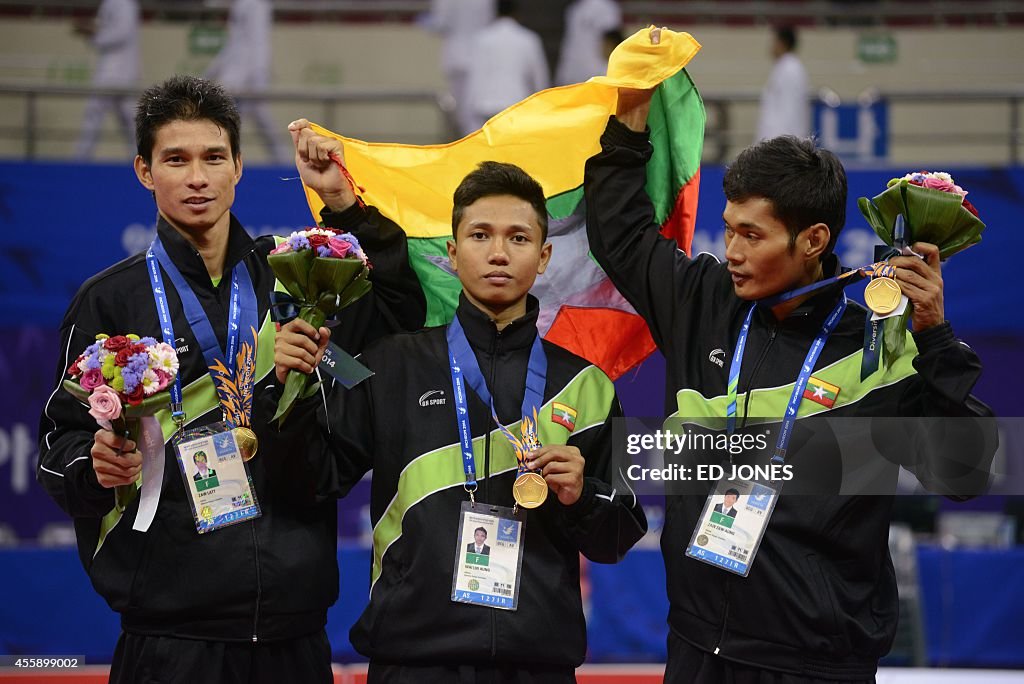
[233,426,259,462]
[513,471,548,509]
[864,276,902,316]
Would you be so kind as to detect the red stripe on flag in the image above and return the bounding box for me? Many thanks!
[659,168,701,256]
[544,306,657,381]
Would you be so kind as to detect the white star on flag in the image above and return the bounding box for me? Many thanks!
[812,385,827,399]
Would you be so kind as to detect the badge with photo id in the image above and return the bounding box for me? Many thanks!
[173,422,261,534]
[686,478,779,577]
[451,501,526,610]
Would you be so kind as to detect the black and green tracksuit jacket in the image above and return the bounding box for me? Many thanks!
[278,294,647,667]
[37,205,425,642]
[584,116,996,679]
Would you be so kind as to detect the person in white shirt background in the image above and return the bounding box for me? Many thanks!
[73,0,139,159]
[555,0,622,86]
[424,0,496,138]
[206,0,289,163]
[464,0,549,134]
[755,25,811,142]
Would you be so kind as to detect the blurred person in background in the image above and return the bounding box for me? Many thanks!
[464,0,549,133]
[73,0,140,159]
[206,0,289,164]
[424,0,496,137]
[756,26,810,142]
[555,0,622,86]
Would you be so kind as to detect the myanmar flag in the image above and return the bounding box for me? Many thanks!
[302,29,705,379]
[803,377,840,409]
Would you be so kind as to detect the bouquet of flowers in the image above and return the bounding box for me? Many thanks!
[857,171,985,369]
[64,333,180,507]
[858,171,984,260]
[268,228,372,424]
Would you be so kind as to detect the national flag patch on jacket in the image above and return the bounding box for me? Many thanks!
[803,377,840,408]
[551,402,578,431]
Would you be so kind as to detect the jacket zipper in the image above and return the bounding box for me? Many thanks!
[740,323,778,429]
[714,322,775,654]
[712,576,732,655]
[251,522,262,642]
[484,325,501,657]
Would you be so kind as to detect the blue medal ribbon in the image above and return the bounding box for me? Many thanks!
[446,314,547,493]
[146,238,259,429]
[725,294,847,463]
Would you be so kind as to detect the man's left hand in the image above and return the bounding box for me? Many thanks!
[890,241,944,332]
[526,446,585,506]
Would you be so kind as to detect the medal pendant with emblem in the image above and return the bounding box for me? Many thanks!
[233,426,259,462]
[864,276,902,316]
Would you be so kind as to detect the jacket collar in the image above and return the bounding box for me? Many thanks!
[756,254,850,328]
[454,292,539,353]
[155,214,256,286]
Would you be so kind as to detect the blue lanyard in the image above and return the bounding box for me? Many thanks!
[146,238,259,428]
[725,294,847,463]
[446,314,547,492]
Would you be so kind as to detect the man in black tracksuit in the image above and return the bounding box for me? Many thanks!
[274,160,647,683]
[582,29,995,684]
[36,78,425,683]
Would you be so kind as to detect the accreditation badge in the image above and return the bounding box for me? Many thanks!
[173,421,261,534]
[685,477,779,577]
[451,501,526,610]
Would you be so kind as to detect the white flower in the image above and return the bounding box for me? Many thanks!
[149,343,179,376]
[141,368,161,396]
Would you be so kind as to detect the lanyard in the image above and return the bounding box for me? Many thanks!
[725,294,847,463]
[446,314,547,493]
[146,238,259,429]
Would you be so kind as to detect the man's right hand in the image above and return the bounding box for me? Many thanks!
[615,26,663,132]
[91,430,142,489]
[288,118,357,213]
[275,318,332,384]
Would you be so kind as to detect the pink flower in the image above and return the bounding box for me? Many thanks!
[88,385,123,423]
[327,237,353,258]
[80,368,106,391]
[269,242,292,255]
[920,176,966,196]
[154,369,173,391]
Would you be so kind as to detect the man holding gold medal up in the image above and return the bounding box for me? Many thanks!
[272,159,646,683]
[585,26,995,684]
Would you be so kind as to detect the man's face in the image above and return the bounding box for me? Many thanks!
[134,119,242,235]
[724,493,738,508]
[474,529,487,546]
[447,194,552,312]
[723,197,815,302]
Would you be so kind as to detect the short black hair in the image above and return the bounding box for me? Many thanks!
[135,74,241,165]
[497,0,516,17]
[723,136,847,258]
[725,488,740,497]
[452,161,548,241]
[474,527,487,537]
[775,26,797,52]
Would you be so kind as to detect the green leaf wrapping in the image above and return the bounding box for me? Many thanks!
[268,253,373,427]
[857,181,986,260]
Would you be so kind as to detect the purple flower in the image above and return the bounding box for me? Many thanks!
[317,245,332,257]
[286,234,311,252]
[140,337,158,346]
[84,354,102,370]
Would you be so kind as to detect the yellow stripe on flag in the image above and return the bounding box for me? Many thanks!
[302,28,701,238]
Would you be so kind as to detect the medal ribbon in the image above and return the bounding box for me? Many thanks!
[446,315,547,491]
[147,239,259,429]
[725,294,847,463]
